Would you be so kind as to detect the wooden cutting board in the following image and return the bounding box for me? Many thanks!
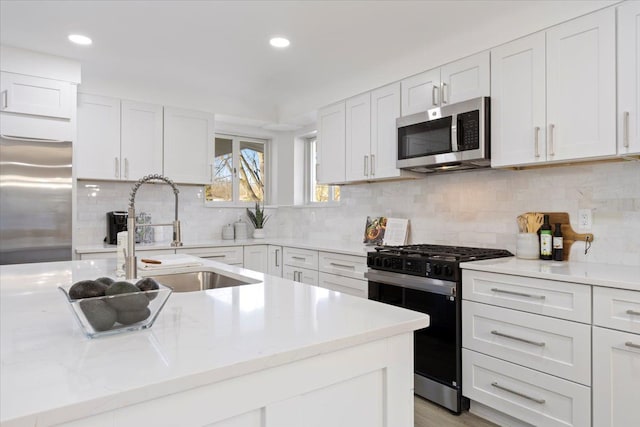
[522,212,594,261]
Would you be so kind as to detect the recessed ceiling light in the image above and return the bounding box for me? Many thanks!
[68,34,92,45]
[269,37,290,48]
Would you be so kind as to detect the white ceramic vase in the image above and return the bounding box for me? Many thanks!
[253,228,265,239]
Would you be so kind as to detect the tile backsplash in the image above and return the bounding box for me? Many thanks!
[75,161,640,266]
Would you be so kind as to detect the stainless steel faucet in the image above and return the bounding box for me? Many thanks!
[125,174,183,279]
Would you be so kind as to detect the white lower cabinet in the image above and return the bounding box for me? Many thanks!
[243,245,268,273]
[283,264,318,286]
[463,349,590,427]
[318,272,366,298]
[267,245,283,277]
[592,327,640,427]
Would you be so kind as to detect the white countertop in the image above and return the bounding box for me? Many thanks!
[461,257,640,291]
[0,258,427,426]
[75,238,376,257]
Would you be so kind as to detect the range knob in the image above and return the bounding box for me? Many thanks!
[383,258,392,268]
[433,264,443,275]
[443,265,454,277]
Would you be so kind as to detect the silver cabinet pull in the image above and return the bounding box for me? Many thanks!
[115,157,120,178]
[623,111,630,148]
[625,341,640,349]
[364,155,369,176]
[370,154,375,176]
[534,126,541,158]
[491,288,546,300]
[491,382,546,404]
[292,256,306,261]
[431,85,438,106]
[275,249,280,267]
[491,330,546,347]
[330,262,355,270]
[124,158,129,179]
[548,123,555,156]
[626,309,640,316]
[441,82,448,104]
[207,254,226,258]
[1,90,8,109]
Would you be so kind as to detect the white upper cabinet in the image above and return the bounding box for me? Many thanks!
[618,1,640,156]
[163,107,214,184]
[77,94,163,181]
[400,52,489,116]
[546,8,616,161]
[317,102,346,184]
[77,94,121,180]
[370,83,403,179]
[491,32,546,167]
[120,100,163,180]
[345,92,371,181]
[0,72,72,119]
[492,8,616,167]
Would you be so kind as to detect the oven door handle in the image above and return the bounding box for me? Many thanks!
[365,270,455,296]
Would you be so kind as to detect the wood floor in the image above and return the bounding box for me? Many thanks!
[415,396,498,427]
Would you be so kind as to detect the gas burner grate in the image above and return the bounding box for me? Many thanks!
[374,244,513,262]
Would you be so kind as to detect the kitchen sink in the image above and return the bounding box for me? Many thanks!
[149,271,260,292]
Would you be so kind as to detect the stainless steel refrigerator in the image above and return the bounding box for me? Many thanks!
[0,135,72,264]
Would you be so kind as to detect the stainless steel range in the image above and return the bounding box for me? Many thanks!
[365,244,513,414]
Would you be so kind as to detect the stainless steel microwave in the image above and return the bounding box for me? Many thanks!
[396,97,490,172]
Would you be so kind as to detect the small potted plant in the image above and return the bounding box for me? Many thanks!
[246,202,269,239]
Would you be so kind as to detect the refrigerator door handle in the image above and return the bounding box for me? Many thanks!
[0,134,67,143]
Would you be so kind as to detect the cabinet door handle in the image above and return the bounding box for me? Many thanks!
[1,90,8,109]
[491,382,546,404]
[548,123,555,156]
[208,254,226,258]
[124,158,129,179]
[115,157,120,178]
[491,288,546,300]
[623,111,630,148]
[625,341,640,349]
[330,262,355,270]
[491,330,546,347]
[431,85,438,106]
[275,249,280,267]
[370,154,375,176]
[626,309,640,316]
[292,256,306,261]
[534,126,541,158]
[364,155,369,176]
[441,82,448,104]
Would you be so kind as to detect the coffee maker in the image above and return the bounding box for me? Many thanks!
[106,211,128,244]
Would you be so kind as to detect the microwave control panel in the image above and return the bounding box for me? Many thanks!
[457,109,480,151]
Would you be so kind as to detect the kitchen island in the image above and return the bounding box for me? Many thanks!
[0,258,428,427]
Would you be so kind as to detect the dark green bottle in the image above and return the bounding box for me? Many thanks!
[553,223,564,261]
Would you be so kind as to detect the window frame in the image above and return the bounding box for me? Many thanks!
[205,133,270,207]
[304,136,340,205]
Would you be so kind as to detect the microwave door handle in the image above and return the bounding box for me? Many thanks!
[451,114,458,152]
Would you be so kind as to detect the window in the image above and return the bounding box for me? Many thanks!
[306,137,340,203]
[205,134,267,204]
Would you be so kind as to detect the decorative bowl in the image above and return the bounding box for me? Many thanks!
[58,279,172,338]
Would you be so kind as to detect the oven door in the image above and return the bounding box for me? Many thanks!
[365,270,458,387]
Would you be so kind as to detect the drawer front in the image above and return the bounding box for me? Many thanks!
[463,349,590,427]
[462,270,591,323]
[283,265,319,286]
[177,246,243,265]
[318,252,367,280]
[318,272,367,298]
[593,286,640,334]
[462,300,591,385]
[283,247,318,270]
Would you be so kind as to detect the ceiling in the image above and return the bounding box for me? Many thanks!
[0,0,617,130]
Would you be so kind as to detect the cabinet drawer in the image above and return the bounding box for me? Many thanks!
[462,270,591,323]
[283,247,318,270]
[318,272,367,298]
[0,72,72,119]
[283,265,318,286]
[318,252,367,280]
[462,300,591,385]
[463,349,590,427]
[593,287,640,334]
[176,246,243,265]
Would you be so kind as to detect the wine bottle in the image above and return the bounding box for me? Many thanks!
[553,223,564,261]
[539,214,552,260]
